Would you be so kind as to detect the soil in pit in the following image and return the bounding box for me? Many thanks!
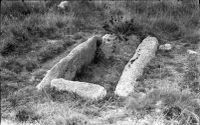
[74,37,140,96]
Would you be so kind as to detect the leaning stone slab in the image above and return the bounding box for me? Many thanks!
[51,78,107,100]
[115,36,159,97]
[36,36,102,90]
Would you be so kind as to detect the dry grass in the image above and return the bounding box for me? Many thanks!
[103,1,200,43]
[126,83,200,125]
[1,0,200,124]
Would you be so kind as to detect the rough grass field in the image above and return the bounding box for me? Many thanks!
[1,0,200,125]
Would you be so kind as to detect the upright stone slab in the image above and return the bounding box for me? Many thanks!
[51,78,107,100]
[115,36,159,97]
[36,36,102,90]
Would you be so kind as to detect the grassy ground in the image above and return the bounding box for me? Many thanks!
[1,0,200,125]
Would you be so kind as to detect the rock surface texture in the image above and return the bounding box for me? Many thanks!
[51,78,107,100]
[115,36,159,97]
[159,43,172,51]
[36,36,101,90]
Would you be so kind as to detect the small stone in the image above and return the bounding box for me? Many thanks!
[6,82,18,88]
[187,49,198,55]
[159,43,172,51]
[58,1,69,9]
[46,40,61,44]
[116,118,135,125]
[51,78,107,100]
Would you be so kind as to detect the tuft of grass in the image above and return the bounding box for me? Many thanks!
[1,57,39,74]
[1,24,31,56]
[15,106,41,123]
[23,13,61,39]
[1,12,69,57]
[1,58,24,74]
[135,57,173,93]
[1,82,19,99]
[45,87,87,103]
[37,39,74,63]
[151,18,184,40]
[37,43,64,63]
[64,116,88,125]
[181,55,200,93]
[0,68,20,82]
[1,1,46,19]
[6,86,45,108]
[126,86,200,124]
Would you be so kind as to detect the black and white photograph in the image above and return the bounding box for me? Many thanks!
[1,0,200,124]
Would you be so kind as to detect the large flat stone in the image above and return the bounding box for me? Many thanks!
[36,36,102,90]
[115,36,159,97]
[51,78,107,100]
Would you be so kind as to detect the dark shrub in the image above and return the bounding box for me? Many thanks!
[46,87,84,102]
[16,109,30,122]
[163,106,182,120]
[102,17,144,40]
